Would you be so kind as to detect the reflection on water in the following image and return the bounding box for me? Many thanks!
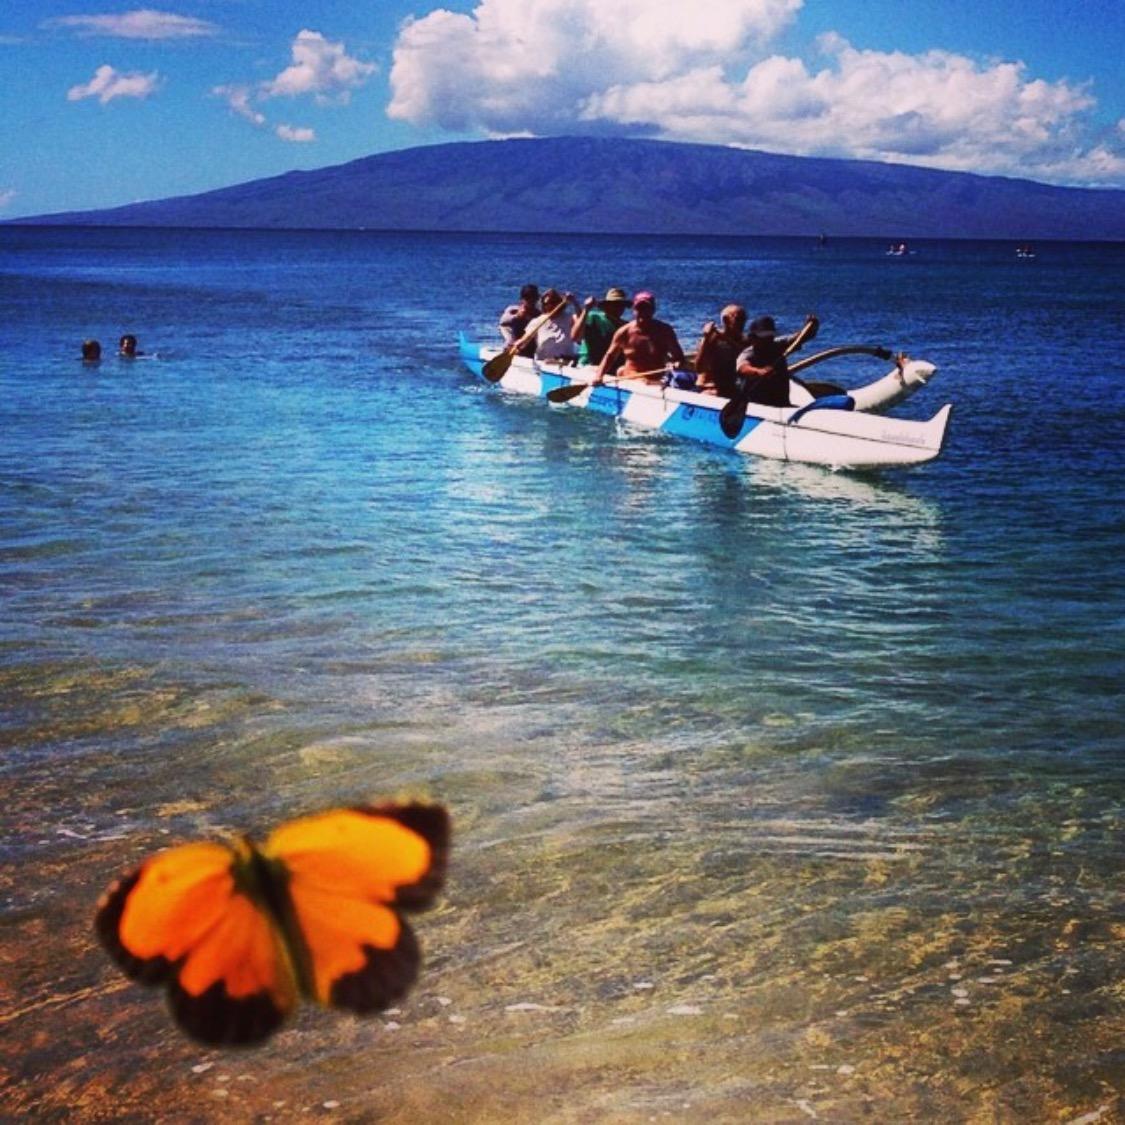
[748,457,942,520]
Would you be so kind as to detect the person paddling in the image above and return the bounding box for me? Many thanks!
[499,284,541,358]
[694,304,748,397]
[734,313,819,407]
[593,291,686,385]
[533,289,581,362]
[571,287,629,369]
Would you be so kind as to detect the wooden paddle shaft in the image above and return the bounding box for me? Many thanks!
[782,316,817,358]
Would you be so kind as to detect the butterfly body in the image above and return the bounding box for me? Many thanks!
[96,802,449,1046]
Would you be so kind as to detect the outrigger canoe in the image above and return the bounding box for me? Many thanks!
[458,336,952,471]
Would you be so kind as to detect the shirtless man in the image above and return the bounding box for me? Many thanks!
[694,304,747,397]
[593,291,686,385]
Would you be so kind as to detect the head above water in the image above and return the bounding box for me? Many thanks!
[119,334,138,356]
[81,339,101,362]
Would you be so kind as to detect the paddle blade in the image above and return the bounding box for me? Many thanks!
[547,383,589,404]
[482,349,514,383]
[719,394,747,439]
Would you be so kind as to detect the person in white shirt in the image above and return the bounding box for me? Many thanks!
[533,289,580,362]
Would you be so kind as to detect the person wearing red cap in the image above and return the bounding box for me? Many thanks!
[593,290,686,385]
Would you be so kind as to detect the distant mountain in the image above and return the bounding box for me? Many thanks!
[12,136,1125,239]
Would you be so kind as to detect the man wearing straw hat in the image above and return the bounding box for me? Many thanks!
[571,287,629,369]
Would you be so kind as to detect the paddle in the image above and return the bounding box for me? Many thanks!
[546,366,676,404]
[719,316,818,439]
[547,378,612,404]
[483,299,568,383]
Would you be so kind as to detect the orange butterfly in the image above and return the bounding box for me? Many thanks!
[95,801,450,1046]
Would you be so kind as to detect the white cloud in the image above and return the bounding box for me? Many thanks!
[261,29,375,104]
[213,84,266,127]
[276,124,316,143]
[387,1,1123,186]
[582,37,1101,167]
[389,0,800,132]
[214,30,374,143]
[0,189,16,210]
[45,9,217,40]
[67,65,160,104]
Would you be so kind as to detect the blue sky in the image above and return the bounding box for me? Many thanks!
[2,1,1122,218]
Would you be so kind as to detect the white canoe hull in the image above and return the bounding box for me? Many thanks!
[459,338,951,470]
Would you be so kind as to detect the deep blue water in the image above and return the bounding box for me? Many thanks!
[3,228,1121,768]
[0,226,1122,1117]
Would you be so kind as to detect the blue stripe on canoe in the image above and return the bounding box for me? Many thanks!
[457,342,763,451]
[557,386,764,449]
[665,401,762,447]
[581,384,632,417]
[537,369,572,396]
[459,333,485,377]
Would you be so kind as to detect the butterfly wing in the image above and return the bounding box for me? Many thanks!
[95,840,299,1046]
[264,802,450,1014]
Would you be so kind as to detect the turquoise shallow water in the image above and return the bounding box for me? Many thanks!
[0,227,1122,1120]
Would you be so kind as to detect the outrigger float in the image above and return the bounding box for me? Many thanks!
[458,335,952,471]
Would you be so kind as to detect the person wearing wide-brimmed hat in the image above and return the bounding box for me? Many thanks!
[571,286,629,369]
[734,313,818,406]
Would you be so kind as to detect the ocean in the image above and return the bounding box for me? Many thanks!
[1,226,1122,1121]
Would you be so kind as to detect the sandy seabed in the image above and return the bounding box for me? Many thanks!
[2,665,1122,1123]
